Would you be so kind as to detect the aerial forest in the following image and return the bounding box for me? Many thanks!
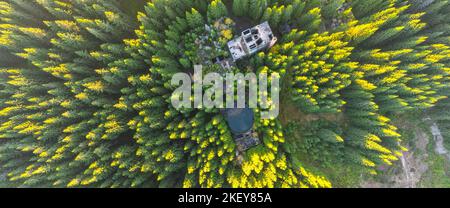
[0,0,449,188]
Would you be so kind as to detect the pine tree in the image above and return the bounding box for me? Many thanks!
[207,0,227,23]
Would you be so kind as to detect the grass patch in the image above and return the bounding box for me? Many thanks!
[420,151,450,188]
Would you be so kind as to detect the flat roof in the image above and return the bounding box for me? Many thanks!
[227,21,276,61]
[228,38,246,61]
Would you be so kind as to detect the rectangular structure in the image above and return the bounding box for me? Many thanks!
[228,21,277,61]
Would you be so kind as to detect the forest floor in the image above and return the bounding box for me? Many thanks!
[361,126,429,188]
[279,98,343,129]
[360,114,450,188]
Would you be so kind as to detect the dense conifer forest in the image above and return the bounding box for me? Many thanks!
[0,0,448,188]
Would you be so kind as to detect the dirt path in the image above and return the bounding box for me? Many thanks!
[399,147,413,187]
[397,130,430,188]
